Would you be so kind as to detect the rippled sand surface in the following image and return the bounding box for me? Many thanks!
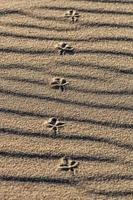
[0,0,133,199]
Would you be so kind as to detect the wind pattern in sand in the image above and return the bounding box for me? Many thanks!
[0,0,133,199]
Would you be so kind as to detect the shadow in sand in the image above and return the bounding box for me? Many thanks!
[1,77,47,86]
[84,174,133,182]
[0,147,118,164]
[1,62,133,76]
[0,47,53,55]
[82,21,133,29]
[0,10,24,16]
[0,124,133,151]
[2,71,106,85]
[38,5,133,16]
[86,36,133,42]
[69,86,133,96]
[72,0,133,4]
[58,61,133,75]
[63,49,75,55]
[0,88,133,113]
[0,175,76,185]
[0,150,61,160]
[0,9,65,22]
[90,190,133,197]
[1,31,133,43]
[0,107,49,118]
[77,49,133,58]
[0,32,70,42]
[0,63,46,73]
[23,13,64,22]
[0,22,77,32]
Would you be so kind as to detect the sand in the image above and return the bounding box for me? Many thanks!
[0,0,133,199]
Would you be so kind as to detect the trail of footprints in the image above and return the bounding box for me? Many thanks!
[43,9,80,176]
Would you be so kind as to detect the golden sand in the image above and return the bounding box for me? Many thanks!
[0,0,133,199]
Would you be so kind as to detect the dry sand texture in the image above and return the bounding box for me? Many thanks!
[0,0,133,199]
